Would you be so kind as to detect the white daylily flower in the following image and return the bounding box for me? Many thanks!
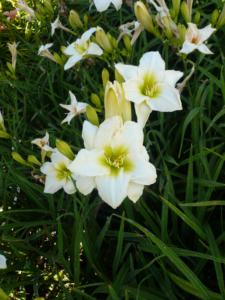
[180,23,216,55]
[63,27,103,70]
[51,16,70,36]
[93,0,122,12]
[0,254,7,269]
[60,91,87,124]
[41,149,76,194]
[115,51,183,127]
[38,43,57,63]
[69,116,157,209]
[31,132,53,152]
[8,41,18,71]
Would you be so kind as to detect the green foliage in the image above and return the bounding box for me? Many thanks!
[0,0,225,299]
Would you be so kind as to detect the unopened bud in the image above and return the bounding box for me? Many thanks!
[96,27,113,52]
[162,16,173,39]
[86,105,99,126]
[12,152,31,167]
[69,10,83,29]
[56,139,75,160]
[177,23,186,43]
[91,93,101,108]
[27,155,41,166]
[194,11,200,24]
[134,1,154,33]
[181,1,191,23]
[217,4,225,28]
[172,0,181,19]
[211,9,219,26]
[102,68,109,88]
[123,35,132,51]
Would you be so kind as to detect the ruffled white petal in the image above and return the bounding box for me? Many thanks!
[51,151,71,166]
[131,158,157,185]
[135,102,152,128]
[139,51,165,75]
[69,149,109,176]
[95,116,123,149]
[82,121,98,150]
[44,175,63,194]
[197,43,213,54]
[111,0,122,10]
[40,162,54,175]
[0,254,7,269]
[96,171,130,208]
[86,42,103,56]
[93,0,110,12]
[64,180,76,194]
[148,84,182,112]
[127,182,144,203]
[64,43,77,56]
[164,70,183,87]
[115,63,138,80]
[76,176,95,195]
[180,41,197,54]
[64,54,82,70]
[198,25,216,42]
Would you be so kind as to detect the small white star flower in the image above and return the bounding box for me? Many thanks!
[68,116,157,209]
[60,91,87,124]
[93,0,122,12]
[38,43,57,62]
[116,51,183,127]
[31,132,53,152]
[41,150,76,194]
[63,27,103,70]
[180,23,216,55]
[0,254,7,269]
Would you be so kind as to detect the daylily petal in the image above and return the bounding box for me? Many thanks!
[69,149,109,176]
[95,116,123,149]
[40,162,55,175]
[51,151,71,166]
[81,27,97,42]
[93,0,110,12]
[61,112,75,124]
[198,25,216,43]
[44,175,64,194]
[69,91,78,106]
[197,44,213,54]
[135,102,152,128]
[180,41,197,54]
[111,0,122,10]
[115,63,138,80]
[96,171,130,208]
[82,121,98,150]
[86,42,103,56]
[64,43,77,56]
[77,102,87,112]
[148,84,182,112]
[139,51,165,75]
[127,182,144,203]
[131,158,157,185]
[76,176,95,195]
[64,54,82,70]
[64,180,76,194]
[123,80,146,104]
[164,70,183,87]
[0,254,7,269]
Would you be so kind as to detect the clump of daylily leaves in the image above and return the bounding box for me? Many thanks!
[6,0,225,209]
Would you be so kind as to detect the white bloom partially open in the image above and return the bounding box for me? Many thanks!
[69,116,157,209]
[116,51,183,127]
[60,91,87,124]
[41,150,76,194]
[93,0,122,12]
[63,28,103,70]
[31,132,53,152]
[8,41,18,71]
[0,254,7,269]
[180,23,216,55]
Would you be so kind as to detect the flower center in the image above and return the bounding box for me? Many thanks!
[141,74,161,98]
[56,163,71,181]
[100,145,133,176]
[191,35,200,44]
[75,41,89,54]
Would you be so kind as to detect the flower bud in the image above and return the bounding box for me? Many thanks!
[56,139,75,160]
[177,23,186,43]
[181,1,191,23]
[69,10,83,29]
[102,68,109,88]
[211,9,219,26]
[194,11,200,24]
[217,4,225,28]
[172,0,181,19]
[12,152,31,167]
[0,288,8,300]
[86,105,99,126]
[27,155,41,166]
[91,93,101,108]
[134,1,154,33]
[104,81,131,122]
[123,34,132,51]
[96,27,113,52]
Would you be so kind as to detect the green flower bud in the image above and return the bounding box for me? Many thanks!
[217,4,225,28]
[194,11,200,24]
[69,10,83,29]
[181,1,191,23]
[27,155,42,166]
[172,0,181,19]
[134,1,154,33]
[91,93,101,108]
[211,9,219,26]
[95,27,113,52]
[56,139,75,160]
[12,152,31,167]
[102,68,110,88]
[86,105,99,126]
